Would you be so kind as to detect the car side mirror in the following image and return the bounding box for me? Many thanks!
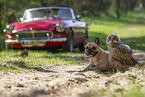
[76,15,82,20]
[20,17,23,22]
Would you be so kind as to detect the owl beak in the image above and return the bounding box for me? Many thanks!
[111,38,113,42]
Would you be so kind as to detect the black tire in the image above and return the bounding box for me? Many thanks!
[62,29,73,52]
[79,30,88,52]
[79,41,85,52]
[85,30,89,39]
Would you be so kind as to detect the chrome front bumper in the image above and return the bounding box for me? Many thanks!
[5,37,67,43]
[5,37,67,47]
[5,37,67,50]
[5,38,67,47]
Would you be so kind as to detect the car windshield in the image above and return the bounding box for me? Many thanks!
[23,8,73,21]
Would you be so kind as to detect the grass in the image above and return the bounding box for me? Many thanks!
[82,10,145,50]
[0,50,86,73]
[0,10,145,97]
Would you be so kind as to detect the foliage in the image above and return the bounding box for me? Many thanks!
[0,0,145,31]
[81,10,145,51]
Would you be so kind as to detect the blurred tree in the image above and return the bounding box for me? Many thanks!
[70,0,112,17]
[116,0,120,19]
[141,0,145,8]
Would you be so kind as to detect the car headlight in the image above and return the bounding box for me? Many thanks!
[15,34,19,41]
[4,25,13,34]
[55,24,65,33]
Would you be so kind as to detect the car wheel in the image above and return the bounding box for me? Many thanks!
[79,30,88,52]
[85,30,89,39]
[62,29,73,52]
[79,41,85,52]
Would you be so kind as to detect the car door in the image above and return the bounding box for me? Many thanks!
[71,20,87,46]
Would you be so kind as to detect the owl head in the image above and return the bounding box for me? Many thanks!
[106,34,121,44]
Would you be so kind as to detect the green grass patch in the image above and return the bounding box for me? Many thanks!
[0,50,86,73]
[82,10,145,51]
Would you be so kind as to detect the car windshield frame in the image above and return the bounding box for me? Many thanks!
[23,7,74,22]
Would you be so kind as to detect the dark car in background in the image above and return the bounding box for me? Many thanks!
[3,7,88,52]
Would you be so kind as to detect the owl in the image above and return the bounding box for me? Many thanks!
[106,34,137,67]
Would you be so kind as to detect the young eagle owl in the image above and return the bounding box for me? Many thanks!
[106,34,137,66]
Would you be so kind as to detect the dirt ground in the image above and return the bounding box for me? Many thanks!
[0,50,145,97]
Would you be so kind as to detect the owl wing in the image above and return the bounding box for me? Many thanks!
[111,43,137,66]
[116,44,132,54]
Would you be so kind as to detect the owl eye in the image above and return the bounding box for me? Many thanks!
[108,37,111,41]
[92,46,97,50]
[86,47,88,50]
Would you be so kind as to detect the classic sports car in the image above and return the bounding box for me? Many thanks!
[3,7,88,52]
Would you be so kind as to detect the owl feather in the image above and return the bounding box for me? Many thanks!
[106,34,137,66]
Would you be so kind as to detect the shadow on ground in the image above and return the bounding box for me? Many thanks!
[7,60,28,69]
[29,66,58,73]
[6,60,58,73]
[122,36,145,51]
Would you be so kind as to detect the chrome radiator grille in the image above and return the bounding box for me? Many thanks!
[15,30,53,40]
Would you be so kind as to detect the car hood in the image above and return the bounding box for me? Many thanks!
[14,19,64,32]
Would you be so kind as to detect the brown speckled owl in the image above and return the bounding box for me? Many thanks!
[106,34,137,66]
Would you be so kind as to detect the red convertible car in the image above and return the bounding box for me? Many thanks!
[3,7,88,52]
